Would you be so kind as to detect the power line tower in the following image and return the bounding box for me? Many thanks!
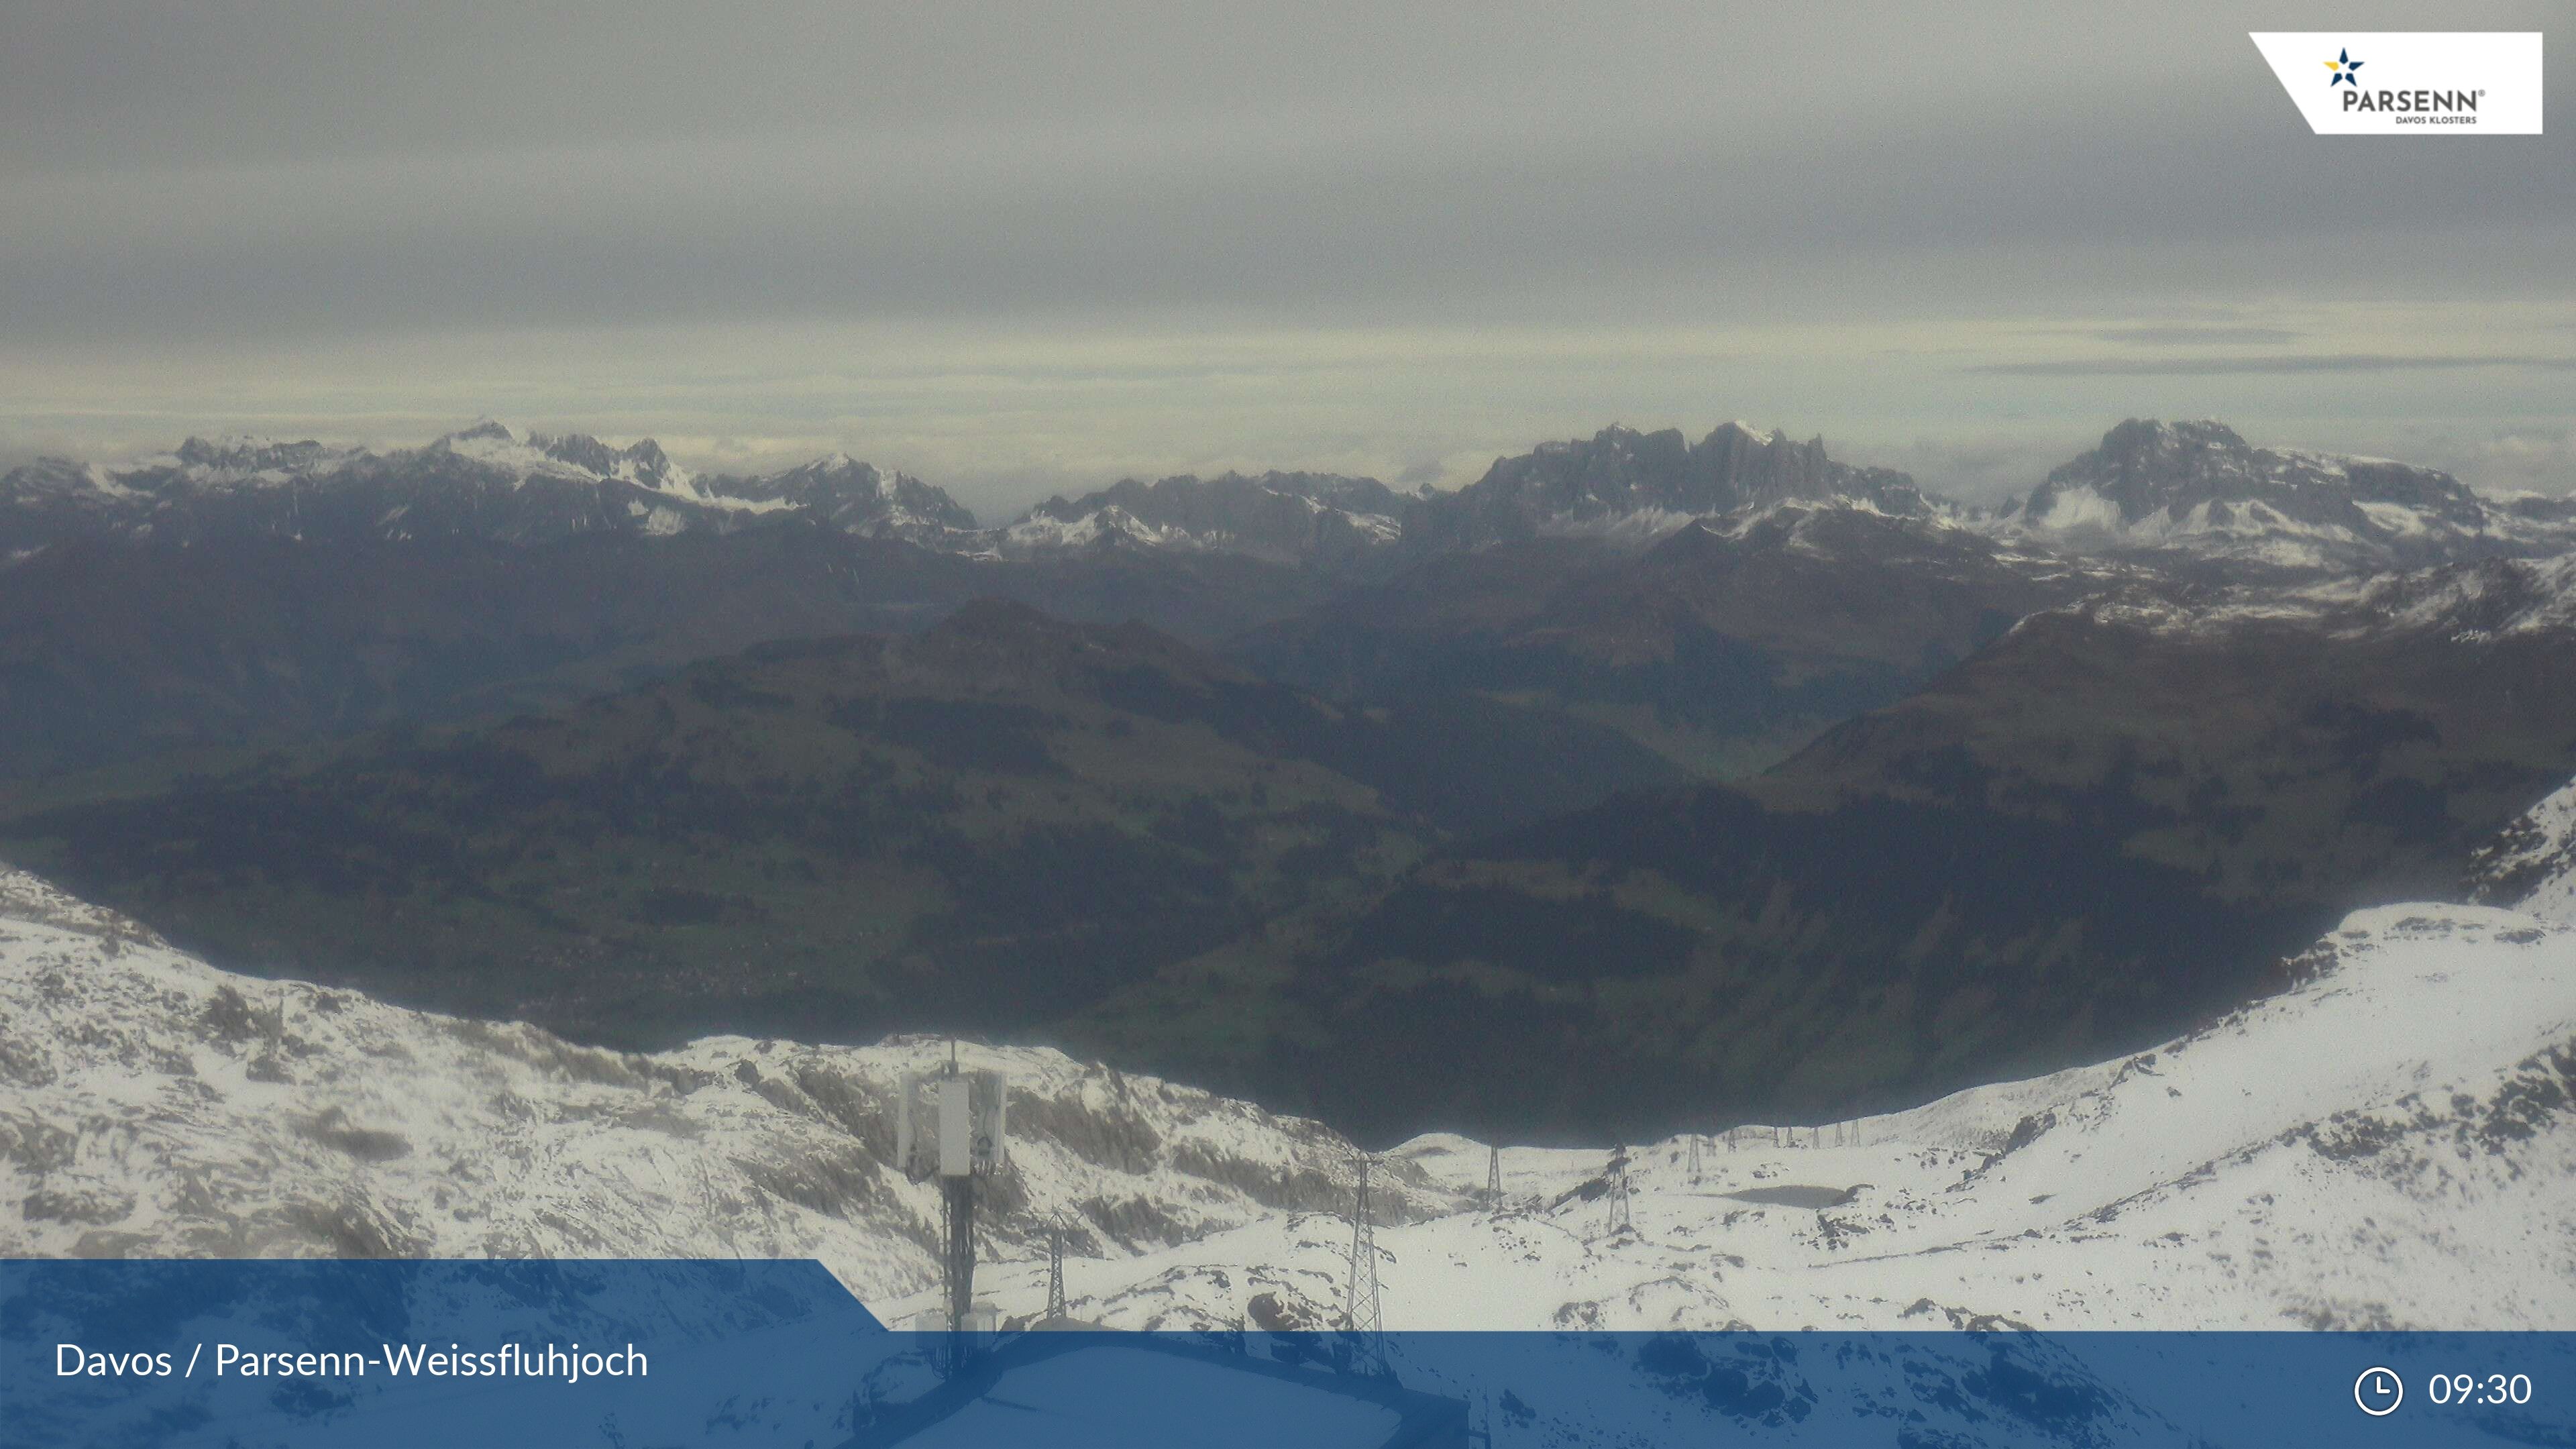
[1686,1134,1703,1182]
[1483,1144,1503,1207]
[1342,1154,1388,1377]
[1044,1216,1068,1324]
[1604,1143,1633,1236]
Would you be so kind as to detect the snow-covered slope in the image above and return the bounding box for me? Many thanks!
[0,424,979,551]
[1996,419,2576,576]
[919,904,2576,1334]
[2005,551,2576,653]
[718,450,982,546]
[0,868,1450,1307]
[7,865,2571,1335]
[2472,777,2576,928]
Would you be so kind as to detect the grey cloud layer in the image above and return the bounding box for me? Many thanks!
[5,1,2568,343]
[1978,354,2576,377]
[1,1,2568,502]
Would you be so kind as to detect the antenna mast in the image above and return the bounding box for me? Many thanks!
[1483,1143,1503,1207]
[1604,1143,1633,1236]
[893,1041,1008,1375]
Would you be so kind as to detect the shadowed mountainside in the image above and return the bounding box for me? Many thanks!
[0,601,1679,1051]
[1075,564,2576,1142]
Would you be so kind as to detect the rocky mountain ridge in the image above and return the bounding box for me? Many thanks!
[1992,418,2575,576]
[0,422,980,554]
[1401,421,1939,556]
[11,417,2567,580]
[1000,471,1406,570]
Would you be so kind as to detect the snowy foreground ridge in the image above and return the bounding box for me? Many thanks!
[3,860,2572,1333]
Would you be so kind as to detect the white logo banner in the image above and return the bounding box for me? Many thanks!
[2249,32,2542,135]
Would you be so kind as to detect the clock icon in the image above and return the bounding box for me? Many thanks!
[2355,1366,2405,1417]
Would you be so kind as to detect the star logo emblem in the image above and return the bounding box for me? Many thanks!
[2324,48,2364,85]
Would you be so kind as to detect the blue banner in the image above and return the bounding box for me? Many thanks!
[3,1260,2568,1446]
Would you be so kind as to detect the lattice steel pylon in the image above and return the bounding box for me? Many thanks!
[1604,1143,1633,1236]
[1342,1155,1389,1376]
[1484,1144,1503,1206]
[1686,1134,1703,1182]
[1044,1217,1067,1324]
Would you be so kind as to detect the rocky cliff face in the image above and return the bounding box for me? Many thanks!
[1401,421,1938,555]
[1998,419,2573,576]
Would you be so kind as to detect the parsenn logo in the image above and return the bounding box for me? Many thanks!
[2250,32,2542,135]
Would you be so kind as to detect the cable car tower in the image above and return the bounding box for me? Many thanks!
[1045,1216,1068,1324]
[894,1042,1008,1373]
[1341,1154,1389,1378]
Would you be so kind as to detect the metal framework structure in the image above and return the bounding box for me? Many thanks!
[1483,1144,1502,1205]
[894,1044,1008,1373]
[1045,1217,1067,1324]
[1342,1155,1389,1377]
[1603,1144,1633,1236]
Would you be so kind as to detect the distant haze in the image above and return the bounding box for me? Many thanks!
[3,1,2569,515]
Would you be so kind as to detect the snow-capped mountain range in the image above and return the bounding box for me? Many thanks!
[0,423,980,554]
[6,771,2571,1334]
[8,417,2569,579]
[1000,471,1406,569]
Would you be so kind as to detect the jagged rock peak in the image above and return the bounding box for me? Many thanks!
[1995,417,2553,576]
[1401,417,1936,555]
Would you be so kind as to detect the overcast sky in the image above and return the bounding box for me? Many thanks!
[2,1,2569,516]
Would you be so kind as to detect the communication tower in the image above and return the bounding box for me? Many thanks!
[1483,1144,1503,1206]
[894,1043,1008,1372]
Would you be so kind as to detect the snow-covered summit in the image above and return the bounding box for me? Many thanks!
[731,451,982,543]
[1402,421,1941,556]
[1996,419,2572,576]
[1000,471,1403,569]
